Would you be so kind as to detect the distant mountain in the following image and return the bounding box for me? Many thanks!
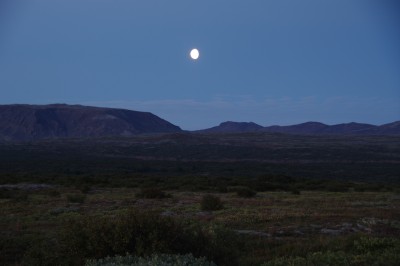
[0,104,181,141]
[196,121,263,133]
[379,121,400,134]
[261,122,379,135]
[261,122,329,134]
[197,121,400,135]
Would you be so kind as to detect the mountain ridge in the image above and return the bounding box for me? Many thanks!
[0,104,181,141]
[1,104,399,141]
[198,121,400,135]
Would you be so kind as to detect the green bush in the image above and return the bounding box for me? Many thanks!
[85,253,216,266]
[200,194,223,211]
[59,209,239,266]
[135,188,169,199]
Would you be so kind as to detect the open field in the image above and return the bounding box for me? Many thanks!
[1,133,399,185]
[1,133,400,265]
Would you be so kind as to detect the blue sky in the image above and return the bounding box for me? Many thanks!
[0,0,399,129]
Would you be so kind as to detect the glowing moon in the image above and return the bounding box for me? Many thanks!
[190,48,199,60]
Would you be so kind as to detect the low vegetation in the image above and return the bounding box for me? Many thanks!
[0,134,399,265]
[1,187,399,265]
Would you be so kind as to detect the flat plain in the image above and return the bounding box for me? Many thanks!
[1,133,400,265]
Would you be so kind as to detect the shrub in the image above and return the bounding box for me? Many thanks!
[200,195,223,211]
[59,209,239,266]
[67,193,86,203]
[85,253,216,266]
[135,188,169,199]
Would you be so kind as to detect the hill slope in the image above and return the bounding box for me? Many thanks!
[0,104,181,141]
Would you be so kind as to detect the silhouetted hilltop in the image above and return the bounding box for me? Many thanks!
[198,121,400,135]
[196,121,263,133]
[0,104,181,141]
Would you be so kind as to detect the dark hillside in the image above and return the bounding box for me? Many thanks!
[0,104,181,141]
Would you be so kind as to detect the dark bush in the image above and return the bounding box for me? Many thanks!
[59,209,239,266]
[200,194,223,211]
[135,188,169,199]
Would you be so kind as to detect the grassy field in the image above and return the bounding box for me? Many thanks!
[1,133,400,265]
[1,186,399,265]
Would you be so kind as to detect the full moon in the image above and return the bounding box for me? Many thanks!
[190,48,199,60]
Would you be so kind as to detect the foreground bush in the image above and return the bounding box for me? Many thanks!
[86,253,216,266]
[54,209,239,265]
[200,194,223,211]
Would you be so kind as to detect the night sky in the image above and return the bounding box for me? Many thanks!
[0,0,399,129]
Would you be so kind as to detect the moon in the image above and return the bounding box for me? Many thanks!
[190,48,199,60]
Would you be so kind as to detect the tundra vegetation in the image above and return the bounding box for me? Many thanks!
[0,133,399,265]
